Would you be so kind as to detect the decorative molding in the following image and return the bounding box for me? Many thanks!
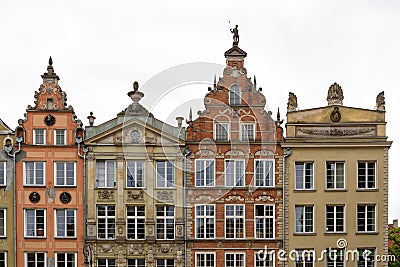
[156,191,173,201]
[127,190,144,201]
[194,194,215,202]
[330,107,341,122]
[98,190,115,200]
[255,194,275,202]
[225,195,245,202]
[327,82,344,106]
[98,244,114,253]
[297,126,376,137]
[127,244,144,255]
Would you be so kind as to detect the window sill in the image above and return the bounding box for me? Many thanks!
[293,233,316,236]
[356,232,379,235]
[24,236,46,239]
[54,185,77,188]
[324,189,348,192]
[24,185,46,187]
[55,236,77,239]
[293,189,316,192]
[356,189,379,192]
[324,232,347,235]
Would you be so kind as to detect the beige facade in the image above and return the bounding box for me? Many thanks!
[84,83,185,267]
[282,85,391,266]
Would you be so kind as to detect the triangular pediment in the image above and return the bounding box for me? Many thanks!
[0,119,12,133]
[224,46,247,57]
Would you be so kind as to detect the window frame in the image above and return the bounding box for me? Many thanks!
[24,208,46,238]
[126,160,145,188]
[357,161,377,190]
[54,129,66,146]
[325,205,345,233]
[225,252,245,267]
[254,204,274,239]
[295,162,314,190]
[25,252,47,267]
[55,252,77,267]
[326,161,345,190]
[33,129,46,145]
[195,252,216,267]
[254,251,275,267]
[295,205,314,233]
[97,205,116,240]
[195,204,215,239]
[225,204,245,239]
[240,123,255,141]
[254,159,275,187]
[54,162,76,187]
[357,204,377,233]
[54,209,76,238]
[224,159,245,187]
[0,209,6,237]
[96,160,115,188]
[0,251,6,267]
[156,205,175,240]
[0,161,6,186]
[23,161,46,186]
[326,248,344,267]
[97,258,116,267]
[156,259,174,267]
[357,248,376,267]
[126,205,145,240]
[195,159,215,187]
[214,122,230,141]
[127,258,146,267]
[229,84,241,106]
[294,249,315,267]
[156,161,175,188]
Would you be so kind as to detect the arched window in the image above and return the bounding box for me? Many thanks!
[229,84,241,105]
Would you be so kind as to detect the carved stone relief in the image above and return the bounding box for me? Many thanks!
[296,126,376,137]
[98,190,114,200]
[156,191,173,201]
[127,190,144,201]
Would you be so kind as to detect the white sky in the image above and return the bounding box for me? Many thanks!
[0,0,398,221]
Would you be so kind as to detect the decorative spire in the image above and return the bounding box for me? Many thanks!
[276,108,283,126]
[327,82,344,106]
[186,107,193,125]
[41,56,60,82]
[213,74,217,90]
[254,75,257,90]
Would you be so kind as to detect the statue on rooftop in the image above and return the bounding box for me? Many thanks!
[230,25,239,46]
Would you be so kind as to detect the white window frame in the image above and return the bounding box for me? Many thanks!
[55,252,77,267]
[33,129,46,145]
[0,209,6,237]
[326,248,344,267]
[0,251,7,267]
[225,159,245,187]
[126,206,145,240]
[195,252,216,267]
[254,251,275,267]
[127,258,146,267]
[54,129,66,146]
[25,252,47,267]
[54,209,76,238]
[357,161,377,190]
[225,204,245,239]
[156,205,175,240]
[254,159,274,187]
[295,162,314,190]
[294,250,315,267]
[295,205,314,233]
[24,209,46,238]
[156,259,174,267]
[229,84,241,106]
[214,122,230,141]
[357,248,376,267]
[325,205,345,233]
[0,161,6,186]
[326,161,345,189]
[240,123,255,141]
[97,205,116,239]
[23,161,45,186]
[156,161,174,188]
[96,160,115,188]
[195,204,215,239]
[97,258,116,267]
[195,159,215,187]
[225,252,245,267]
[54,162,76,187]
[126,160,145,188]
[254,204,274,239]
[357,204,377,233]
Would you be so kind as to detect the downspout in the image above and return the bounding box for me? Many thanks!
[282,147,291,267]
[182,147,191,267]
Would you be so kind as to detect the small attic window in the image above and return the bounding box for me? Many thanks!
[47,98,54,109]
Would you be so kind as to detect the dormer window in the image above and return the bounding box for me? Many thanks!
[229,84,241,106]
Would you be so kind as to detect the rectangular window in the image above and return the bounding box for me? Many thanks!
[358,162,376,189]
[326,249,344,267]
[294,250,314,267]
[229,84,241,105]
[0,252,6,267]
[295,162,314,190]
[56,252,76,267]
[215,123,229,141]
[196,253,215,267]
[126,160,144,188]
[326,205,344,233]
[295,206,314,233]
[156,206,174,239]
[255,160,274,187]
[255,205,274,239]
[195,205,215,239]
[255,252,274,267]
[357,248,375,267]
[357,204,376,232]
[97,205,115,239]
[195,160,215,187]
[241,123,255,141]
[98,259,116,267]
[225,160,244,187]
[225,253,245,267]
[55,162,75,186]
[0,162,5,186]
[33,129,45,145]
[326,162,345,189]
[126,206,145,240]
[156,259,174,267]
[24,162,45,186]
[25,209,46,237]
[0,209,5,237]
[127,259,145,267]
[156,161,174,188]
[54,129,66,145]
[25,252,46,267]
[225,204,244,239]
[55,209,76,237]
[96,160,115,188]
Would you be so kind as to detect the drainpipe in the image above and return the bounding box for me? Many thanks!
[282,147,291,267]
[182,147,191,267]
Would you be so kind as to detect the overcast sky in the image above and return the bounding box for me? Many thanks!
[0,0,398,221]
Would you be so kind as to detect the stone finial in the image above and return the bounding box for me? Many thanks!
[276,108,283,126]
[287,92,298,112]
[133,81,139,91]
[186,108,193,125]
[327,82,344,106]
[375,91,385,111]
[41,56,60,82]
[213,75,217,90]
[254,75,257,90]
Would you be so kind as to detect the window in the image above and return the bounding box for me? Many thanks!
[295,206,314,233]
[25,209,46,237]
[225,160,244,187]
[229,84,241,105]
[241,123,255,141]
[0,162,5,186]
[56,252,76,267]
[54,129,66,145]
[0,252,6,267]
[156,206,174,239]
[295,162,314,190]
[24,162,45,186]
[255,205,274,239]
[55,162,75,186]
[96,160,115,188]
[33,129,45,145]
[98,259,115,267]
[255,160,274,187]
[358,162,376,189]
[357,248,375,267]
[195,205,215,239]
[225,205,244,239]
[326,249,344,267]
[25,252,46,267]
[126,160,144,188]
[326,205,344,233]
[225,253,245,267]
[195,160,215,187]
[294,250,314,267]
[156,259,174,267]
[55,209,75,237]
[126,206,145,239]
[326,162,345,189]
[357,204,376,232]
[196,253,215,267]
[255,251,274,267]
[127,259,145,267]
[156,161,174,188]
[0,210,5,237]
[215,123,229,141]
[97,205,115,239]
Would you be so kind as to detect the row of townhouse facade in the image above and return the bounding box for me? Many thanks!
[0,38,392,267]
